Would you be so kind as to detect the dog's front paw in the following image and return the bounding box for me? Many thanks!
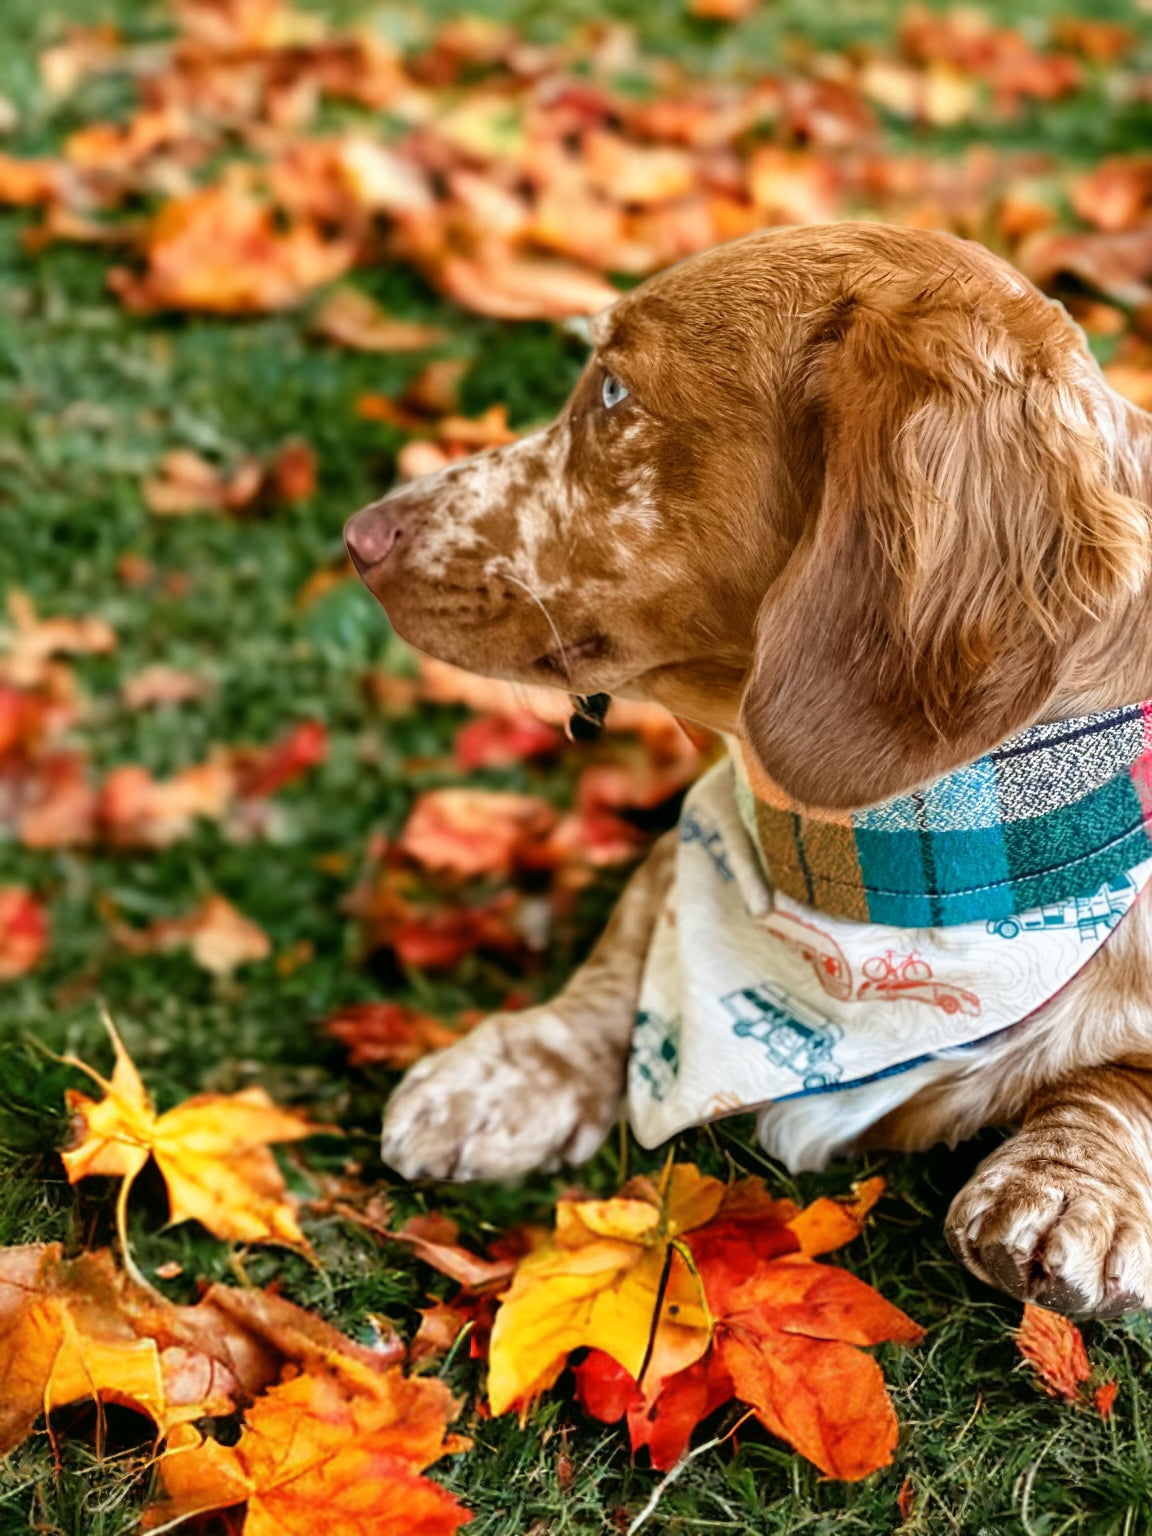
[946,1139,1152,1317]
[379,1008,621,1181]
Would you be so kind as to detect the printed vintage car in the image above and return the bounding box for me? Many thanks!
[856,975,982,1015]
[721,983,844,1089]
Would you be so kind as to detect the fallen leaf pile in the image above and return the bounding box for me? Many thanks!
[384,1161,925,1480]
[141,439,318,517]
[487,1165,923,1479]
[0,1013,1122,1521]
[0,0,1147,373]
[0,1242,470,1535]
[0,566,697,986]
[149,1366,471,1536]
[344,655,705,976]
[0,1020,470,1532]
[0,586,332,977]
[0,0,1142,1524]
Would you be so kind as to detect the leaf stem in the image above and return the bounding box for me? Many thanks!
[636,1240,675,1391]
[115,1173,149,1290]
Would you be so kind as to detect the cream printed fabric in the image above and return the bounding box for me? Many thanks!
[627,758,1152,1152]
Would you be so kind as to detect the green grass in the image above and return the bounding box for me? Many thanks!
[3,0,1152,1531]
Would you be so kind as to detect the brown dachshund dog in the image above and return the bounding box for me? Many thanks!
[345,223,1152,1318]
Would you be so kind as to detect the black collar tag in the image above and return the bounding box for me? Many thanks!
[566,692,611,742]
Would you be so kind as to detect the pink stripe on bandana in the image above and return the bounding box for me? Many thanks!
[1131,700,1152,825]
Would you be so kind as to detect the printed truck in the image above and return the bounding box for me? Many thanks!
[721,983,844,1089]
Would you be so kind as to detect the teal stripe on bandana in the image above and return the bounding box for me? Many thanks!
[736,699,1152,927]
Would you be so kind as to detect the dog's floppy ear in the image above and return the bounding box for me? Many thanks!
[740,289,1150,810]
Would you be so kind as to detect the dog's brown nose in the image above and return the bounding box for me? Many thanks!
[344,506,402,572]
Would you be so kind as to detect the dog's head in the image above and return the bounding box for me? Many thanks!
[346,223,1151,809]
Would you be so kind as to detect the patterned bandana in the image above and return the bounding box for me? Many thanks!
[627,703,1152,1167]
[735,701,1152,926]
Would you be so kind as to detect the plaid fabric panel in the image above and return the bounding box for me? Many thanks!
[857,756,1003,833]
[734,700,1152,926]
[992,704,1149,821]
[752,801,870,920]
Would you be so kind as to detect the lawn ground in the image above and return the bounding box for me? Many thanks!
[4,0,1152,1531]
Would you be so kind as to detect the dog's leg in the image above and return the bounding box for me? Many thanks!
[946,1059,1152,1316]
[379,831,676,1180]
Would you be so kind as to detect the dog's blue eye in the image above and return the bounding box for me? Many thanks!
[602,373,629,409]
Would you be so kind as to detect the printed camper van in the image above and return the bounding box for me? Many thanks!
[985,874,1137,942]
[721,983,844,1090]
[759,908,853,1001]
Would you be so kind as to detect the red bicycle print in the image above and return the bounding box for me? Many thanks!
[856,950,981,1016]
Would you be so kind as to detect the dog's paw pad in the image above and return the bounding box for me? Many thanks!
[947,1152,1152,1317]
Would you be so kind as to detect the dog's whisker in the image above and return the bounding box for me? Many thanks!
[497,568,572,682]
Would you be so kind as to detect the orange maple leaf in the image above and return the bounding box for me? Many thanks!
[1016,1303,1117,1420]
[453,712,564,772]
[98,758,237,848]
[325,1001,475,1069]
[490,1165,922,1480]
[399,787,559,880]
[61,1017,318,1267]
[0,682,56,758]
[111,894,272,976]
[120,666,214,711]
[230,719,328,798]
[141,448,266,517]
[0,589,115,690]
[110,173,356,315]
[98,722,326,849]
[141,443,318,519]
[311,287,450,352]
[7,748,98,849]
[145,1362,471,1536]
[0,886,48,979]
[0,1245,237,1454]
[1016,1304,1090,1401]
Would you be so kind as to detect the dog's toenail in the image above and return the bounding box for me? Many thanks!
[984,1241,1027,1298]
[1033,1277,1090,1313]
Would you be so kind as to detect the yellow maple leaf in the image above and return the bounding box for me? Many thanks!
[486,1162,725,1416]
[61,1016,319,1268]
